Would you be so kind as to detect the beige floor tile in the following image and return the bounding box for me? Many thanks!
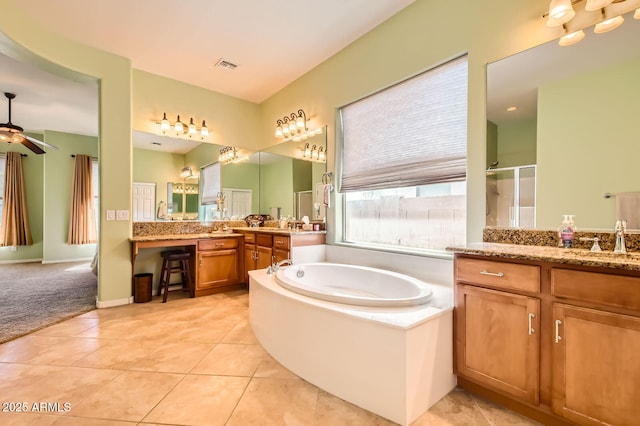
[253,356,300,380]
[162,317,242,344]
[32,318,100,337]
[473,394,541,425]
[0,336,107,366]
[130,341,214,373]
[143,375,249,425]
[0,412,134,425]
[411,387,490,426]
[314,390,395,425]
[227,377,319,425]
[221,319,258,344]
[191,343,270,376]
[75,318,170,341]
[72,339,161,369]
[0,363,121,408]
[69,370,183,422]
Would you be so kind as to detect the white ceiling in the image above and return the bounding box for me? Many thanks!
[0,0,414,151]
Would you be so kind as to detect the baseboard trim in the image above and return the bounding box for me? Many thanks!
[0,258,42,265]
[42,257,94,264]
[96,296,134,308]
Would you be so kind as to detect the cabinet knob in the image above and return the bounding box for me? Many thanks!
[480,270,504,278]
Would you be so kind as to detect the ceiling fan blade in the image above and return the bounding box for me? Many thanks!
[24,134,59,150]
[18,135,46,154]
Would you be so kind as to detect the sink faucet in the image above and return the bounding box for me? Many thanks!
[266,258,293,274]
[614,219,627,254]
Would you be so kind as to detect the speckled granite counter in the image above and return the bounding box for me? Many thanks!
[130,232,241,242]
[232,227,326,236]
[450,242,640,272]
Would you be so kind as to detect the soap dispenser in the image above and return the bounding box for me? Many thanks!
[559,214,576,248]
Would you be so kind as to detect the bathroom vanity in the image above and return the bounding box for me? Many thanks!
[452,244,640,426]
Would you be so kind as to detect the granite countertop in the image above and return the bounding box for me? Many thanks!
[232,227,327,235]
[449,242,640,272]
[130,232,242,242]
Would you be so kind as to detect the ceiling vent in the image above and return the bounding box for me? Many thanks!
[215,58,238,70]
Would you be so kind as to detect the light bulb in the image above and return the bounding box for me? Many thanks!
[200,120,209,137]
[635,8,640,19]
[546,0,575,27]
[559,29,585,46]
[288,121,297,134]
[311,145,318,160]
[304,143,311,157]
[296,115,305,129]
[175,115,184,134]
[188,118,197,135]
[282,125,290,135]
[594,15,623,33]
[160,112,170,131]
[319,147,325,161]
[585,0,613,11]
[275,126,283,138]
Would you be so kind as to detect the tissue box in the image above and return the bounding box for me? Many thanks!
[301,224,313,231]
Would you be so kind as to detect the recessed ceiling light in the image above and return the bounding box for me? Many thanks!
[506,106,518,112]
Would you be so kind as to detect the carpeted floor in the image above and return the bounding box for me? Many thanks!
[0,261,97,343]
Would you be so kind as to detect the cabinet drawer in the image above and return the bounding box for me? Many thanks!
[198,238,238,251]
[256,234,273,247]
[456,257,540,293]
[551,268,640,311]
[244,233,256,244]
[273,236,290,250]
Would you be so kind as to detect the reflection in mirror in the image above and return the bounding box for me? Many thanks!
[220,151,260,220]
[168,180,199,219]
[259,126,327,221]
[486,17,640,230]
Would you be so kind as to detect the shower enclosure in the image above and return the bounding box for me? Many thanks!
[486,165,536,228]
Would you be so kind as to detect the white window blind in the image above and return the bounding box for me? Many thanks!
[201,162,221,205]
[340,55,468,192]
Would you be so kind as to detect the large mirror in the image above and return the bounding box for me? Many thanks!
[132,124,327,222]
[486,15,640,230]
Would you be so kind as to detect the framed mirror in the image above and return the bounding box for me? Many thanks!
[486,16,640,230]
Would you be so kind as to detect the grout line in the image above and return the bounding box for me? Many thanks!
[223,375,253,425]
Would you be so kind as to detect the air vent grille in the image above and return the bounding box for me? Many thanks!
[215,58,238,70]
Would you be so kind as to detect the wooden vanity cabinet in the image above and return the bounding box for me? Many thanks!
[455,254,640,426]
[455,258,541,405]
[195,237,242,296]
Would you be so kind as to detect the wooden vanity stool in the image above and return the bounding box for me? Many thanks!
[158,250,194,303]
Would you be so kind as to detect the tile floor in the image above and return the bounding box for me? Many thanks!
[0,289,540,425]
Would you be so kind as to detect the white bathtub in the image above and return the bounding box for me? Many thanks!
[249,264,456,426]
[275,262,433,307]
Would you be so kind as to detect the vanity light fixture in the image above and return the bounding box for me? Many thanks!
[180,166,198,179]
[274,109,324,142]
[544,0,631,46]
[157,113,210,140]
[635,8,640,18]
[301,143,326,163]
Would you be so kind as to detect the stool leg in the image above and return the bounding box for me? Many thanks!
[184,260,194,298]
[157,258,168,296]
[162,259,171,303]
[179,259,188,292]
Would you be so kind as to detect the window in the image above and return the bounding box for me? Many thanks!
[200,162,222,220]
[340,55,468,252]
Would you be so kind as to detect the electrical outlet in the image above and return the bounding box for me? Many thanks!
[106,210,115,221]
[116,210,130,221]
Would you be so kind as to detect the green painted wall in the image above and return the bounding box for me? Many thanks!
[497,117,536,168]
[222,160,260,214]
[260,158,294,217]
[133,148,185,207]
[537,56,640,229]
[0,136,44,262]
[292,159,312,192]
[42,131,98,262]
[487,121,498,169]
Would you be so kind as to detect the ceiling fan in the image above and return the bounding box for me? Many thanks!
[0,92,58,154]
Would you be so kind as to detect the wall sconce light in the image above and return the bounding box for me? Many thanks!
[180,166,198,179]
[301,143,326,162]
[158,112,209,139]
[274,109,324,141]
[544,0,633,46]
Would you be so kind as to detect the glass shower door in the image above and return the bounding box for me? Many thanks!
[486,165,536,228]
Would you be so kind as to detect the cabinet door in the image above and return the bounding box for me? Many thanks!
[552,303,640,426]
[273,248,289,263]
[244,244,256,283]
[197,249,240,289]
[456,284,540,404]
[256,245,272,270]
